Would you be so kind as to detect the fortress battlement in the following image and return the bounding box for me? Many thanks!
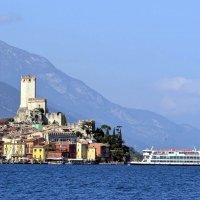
[21,75,36,81]
[28,98,47,102]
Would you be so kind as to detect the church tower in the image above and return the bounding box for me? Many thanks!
[20,75,36,108]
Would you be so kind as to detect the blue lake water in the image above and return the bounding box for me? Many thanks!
[0,165,200,200]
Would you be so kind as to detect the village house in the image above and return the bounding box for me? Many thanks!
[32,144,48,162]
[25,137,45,160]
[3,141,26,162]
[76,139,88,160]
[88,143,110,162]
[0,75,116,164]
[87,146,96,161]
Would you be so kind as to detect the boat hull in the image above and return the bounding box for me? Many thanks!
[128,162,200,166]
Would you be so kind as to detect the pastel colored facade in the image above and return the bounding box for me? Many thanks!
[3,142,26,161]
[53,141,76,158]
[55,141,70,152]
[87,147,96,161]
[44,130,76,142]
[33,145,48,162]
[20,75,36,108]
[27,130,45,140]
[1,136,11,144]
[76,141,88,159]
[88,143,110,161]
[25,137,45,159]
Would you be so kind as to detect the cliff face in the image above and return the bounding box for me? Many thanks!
[0,40,200,150]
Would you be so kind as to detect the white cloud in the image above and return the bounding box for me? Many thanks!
[156,77,200,115]
[0,14,21,24]
[157,77,200,95]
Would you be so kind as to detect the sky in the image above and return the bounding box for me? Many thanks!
[1,0,200,127]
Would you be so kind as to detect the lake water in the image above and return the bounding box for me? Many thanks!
[0,165,200,200]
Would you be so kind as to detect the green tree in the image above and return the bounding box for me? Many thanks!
[113,128,116,136]
[117,129,124,148]
[101,124,111,135]
[61,114,67,125]
[76,131,82,138]
[93,128,104,143]
[93,124,134,163]
[100,124,111,143]
[129,147,143,161]
[112,149,124,162]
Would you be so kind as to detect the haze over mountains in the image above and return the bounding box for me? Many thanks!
[0,40,200,150]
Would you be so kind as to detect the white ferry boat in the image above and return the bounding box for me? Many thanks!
[129,148,200,166]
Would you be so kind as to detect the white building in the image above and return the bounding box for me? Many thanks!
[20,75,36,108]
[15,75,66,126]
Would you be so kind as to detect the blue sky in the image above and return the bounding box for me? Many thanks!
[1,1,200,126]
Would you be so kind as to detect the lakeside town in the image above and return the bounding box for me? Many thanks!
[0,75,141,164]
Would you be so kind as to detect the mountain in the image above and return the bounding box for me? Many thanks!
[0,40,200,150]
[0,81,19,118]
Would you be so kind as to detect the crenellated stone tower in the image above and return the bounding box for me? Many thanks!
[20,75,36,108]
[15,75,66,126]
[15,75,41,123]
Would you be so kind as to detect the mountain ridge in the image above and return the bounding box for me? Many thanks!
[0,40,200,150]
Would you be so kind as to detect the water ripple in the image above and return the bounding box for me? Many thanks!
[0,165,200,199]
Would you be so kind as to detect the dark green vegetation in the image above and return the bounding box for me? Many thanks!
[93,124,142,162]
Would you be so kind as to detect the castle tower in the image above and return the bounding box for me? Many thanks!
[20,75,36,108]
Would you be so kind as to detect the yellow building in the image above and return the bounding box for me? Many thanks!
[32,145,48,162]
[87,147,96,161]
[76,141,88,159]
[3,142,26,161]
